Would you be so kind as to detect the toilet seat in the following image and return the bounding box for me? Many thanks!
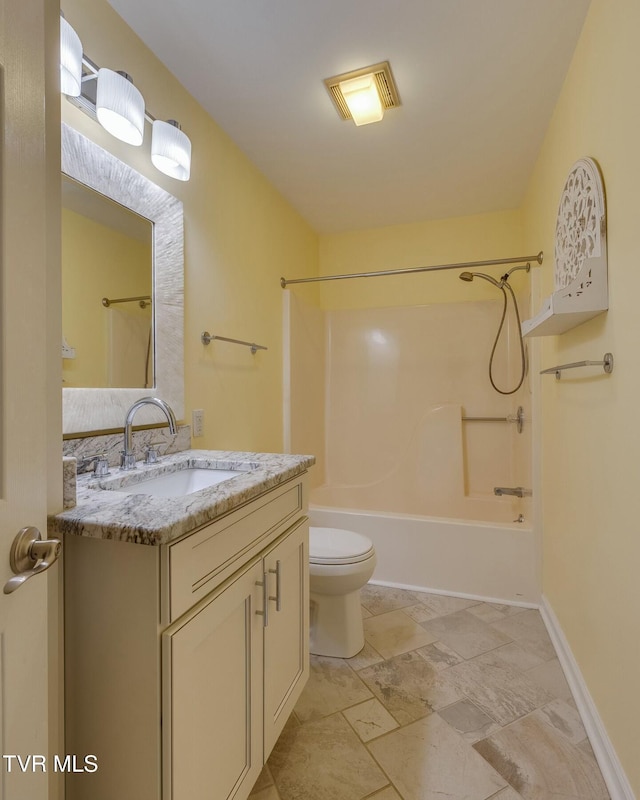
[309,526,374,565]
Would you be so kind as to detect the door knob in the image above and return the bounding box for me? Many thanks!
[3,526,62,595]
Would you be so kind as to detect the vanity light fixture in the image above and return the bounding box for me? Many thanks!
[60,14,83,97]
[60,13,193,180]
[96,68,145,146]
[151,120,192,182]
[324,61,401,127]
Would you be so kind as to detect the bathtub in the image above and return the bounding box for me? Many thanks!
[309,497,540,604]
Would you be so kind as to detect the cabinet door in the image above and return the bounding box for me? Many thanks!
[263,519,309,756]
[163,558,264,800]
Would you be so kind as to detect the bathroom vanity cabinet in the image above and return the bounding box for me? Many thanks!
[63,473,309,800]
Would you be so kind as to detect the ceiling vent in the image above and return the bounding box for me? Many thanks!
[324,61,401,121]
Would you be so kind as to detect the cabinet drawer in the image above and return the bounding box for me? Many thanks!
[168,476,305,620]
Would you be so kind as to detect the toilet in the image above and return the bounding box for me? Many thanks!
[309,526,377,658]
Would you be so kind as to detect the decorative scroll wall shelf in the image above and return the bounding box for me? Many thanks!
[522,158,608,337]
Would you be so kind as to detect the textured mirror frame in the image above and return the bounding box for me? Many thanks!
[61,123,184,434]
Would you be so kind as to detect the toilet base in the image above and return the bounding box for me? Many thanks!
[309,588,364,658]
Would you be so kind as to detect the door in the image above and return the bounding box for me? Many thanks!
[0,1,60,799]
[163,559,265,800]
[263,519,309,755]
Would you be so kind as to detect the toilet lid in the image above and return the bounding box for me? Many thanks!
[309,527,374,565]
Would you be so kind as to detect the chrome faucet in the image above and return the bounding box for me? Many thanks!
[121,397,178,470]
[494,486,532,498]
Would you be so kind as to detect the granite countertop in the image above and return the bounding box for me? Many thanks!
[48,449,315,546]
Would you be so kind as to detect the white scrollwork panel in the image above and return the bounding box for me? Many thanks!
[554,158,606,291]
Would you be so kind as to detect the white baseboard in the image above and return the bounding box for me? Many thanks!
[369,578,539,609]
[540,596,636,800]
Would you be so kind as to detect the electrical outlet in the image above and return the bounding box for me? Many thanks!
[192,409,204,438]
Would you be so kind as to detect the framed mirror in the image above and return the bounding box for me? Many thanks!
[62,123,184,434]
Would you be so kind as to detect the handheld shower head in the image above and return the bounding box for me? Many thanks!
[458,271,503,288]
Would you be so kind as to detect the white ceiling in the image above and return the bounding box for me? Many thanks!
[107,0,590,233]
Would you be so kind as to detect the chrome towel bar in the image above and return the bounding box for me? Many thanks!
[540,352,613,379]
[201,331,268,354]
[462,406,524,433]
[102,295,151,308]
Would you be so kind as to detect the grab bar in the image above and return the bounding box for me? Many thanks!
[201,331,268,355]
[462,406,524,433]
[540,352,613,379]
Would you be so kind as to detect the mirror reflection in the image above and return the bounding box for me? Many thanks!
[61,174,154,389]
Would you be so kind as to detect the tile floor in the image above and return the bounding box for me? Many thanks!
[249,584,610,800]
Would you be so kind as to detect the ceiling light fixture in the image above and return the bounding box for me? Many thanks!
[60,14,83,97]
[325,61,401,127]
[59,13,193,180]
[338,74,383,126]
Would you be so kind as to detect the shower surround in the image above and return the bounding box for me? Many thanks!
[284,291,538,602]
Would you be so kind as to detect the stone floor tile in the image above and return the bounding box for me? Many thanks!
[294,655,372,722]
[437,698,501,744]
[364,609,438,659]
[416,640,465,671]
[361,584,421,615]
[343,698,399,742]
[525,658,573,700]
[402,603,442,624]
[268,712,388,800]
[467,603,516,624]
[536,699,588,745]
[421,609,513,659]
[489,788,524,799]
[493,642,547,673]
[248,787,280,800]
[412,592,480,617]
[359,650,462,725]
[444,652,553,727]
[249,764,274,794]
[365,787,402,800]
[347,641,385,671]
[473,712,610,799]
[368,713,507,800]
[490,610,556,662]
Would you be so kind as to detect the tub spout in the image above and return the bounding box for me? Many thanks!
[494,486,532,498]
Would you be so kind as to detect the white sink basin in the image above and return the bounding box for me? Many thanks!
[114,467,245,498]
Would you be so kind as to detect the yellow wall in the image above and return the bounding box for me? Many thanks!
[318,209,525,309]
[522,0,640,792]
[61,0,318,452]
[62,207,152,388]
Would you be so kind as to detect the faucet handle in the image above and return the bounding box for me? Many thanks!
[80,453,110,477]
[144,443,163,464]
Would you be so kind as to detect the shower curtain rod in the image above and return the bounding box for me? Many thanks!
[280,252,543,288]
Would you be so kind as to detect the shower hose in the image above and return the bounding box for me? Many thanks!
[488,278,527,395]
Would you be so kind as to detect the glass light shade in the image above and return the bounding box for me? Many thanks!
[151,120,192,181]
[339,74,384,126]
[96,68,145,146]
[60,16,83,97]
